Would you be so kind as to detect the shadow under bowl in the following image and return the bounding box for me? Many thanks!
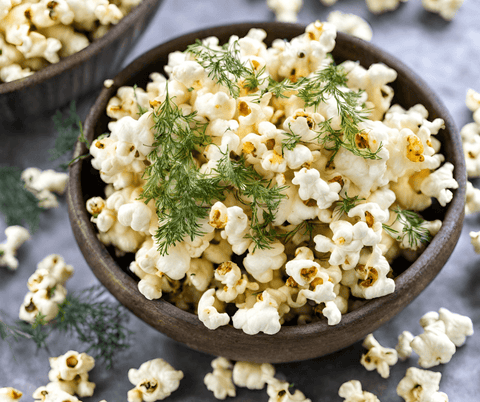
[67,22,466,363]
[0,0,163,122]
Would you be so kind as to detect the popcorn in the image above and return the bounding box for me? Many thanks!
[292,168,341,209]
[360,333,398,378]
[396,367,448,402]
[232,361,275,390]
[327,11,373,41]
[418,162,458,207]
[33,386,81,402]
[0,387,23,401]
[21,167,68,209]
[267,0,303,23]
[366,0,409,14]
[338,380,380,402]
[204,357,236,399]
[470,230,480,253]
[422,0,464,20]
[0,225,30,270]
[266,378,311,402]
[197,288,230,330]
[127,358,183,402]
[395,330,414,361]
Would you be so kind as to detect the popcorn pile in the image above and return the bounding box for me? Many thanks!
[86,22,458,336]
[18,253,73,323]
[0,0,143,83]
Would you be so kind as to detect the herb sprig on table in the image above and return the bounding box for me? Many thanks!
[0,286,132,369]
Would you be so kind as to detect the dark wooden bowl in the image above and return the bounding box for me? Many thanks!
[67,22,466,363]
[0,0,163,122]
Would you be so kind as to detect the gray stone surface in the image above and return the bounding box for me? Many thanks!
[1,0,479,400]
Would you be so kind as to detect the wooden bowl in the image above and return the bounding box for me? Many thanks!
[0,0,163,122]
[67,22,466,363]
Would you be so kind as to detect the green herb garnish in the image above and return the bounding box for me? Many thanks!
[0,166,43,230]
[133,84,148,116]
[333,194,365,220]
[382,207,432,248]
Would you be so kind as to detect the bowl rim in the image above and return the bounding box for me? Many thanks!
[0,0,161,93]
[68,22,466,362]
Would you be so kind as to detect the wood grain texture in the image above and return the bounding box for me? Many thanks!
[0,0,162,122]
[67,23,466,363]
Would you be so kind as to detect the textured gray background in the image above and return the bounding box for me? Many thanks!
[1,0,479,401]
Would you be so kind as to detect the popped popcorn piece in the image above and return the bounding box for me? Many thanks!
[422,0,464,20]
[204,357,236,400]
[465,181,480,214]
[267,0,303,22]
[21,167,68,209]
[410,318,456,368]
[127,358,183,402]
[232,361,275,390]
[266,378,311,402]
[466,88,480,122]
[0,225,30,270]
[33,386,81,402]
[396,330,414,361]
[366,0,408,14]
[327,11,373,41]
[19,286,67,323]
[470,230,480,253]
[396,367,448,402]
[0,387,23,401]
[292,168,341,209]
[360,333,398,378]
[243,241,286,283]
[338,380,380,402]
[418,163,458,207]
[0,63,33,82]
[36,254,74,285]
[198,288,230,330]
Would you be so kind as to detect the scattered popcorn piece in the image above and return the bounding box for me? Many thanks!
[466,88,480,119]
[0,225,30,270]
[420,308,474,347]
[327,11,373,41]
[267,0,303,22]
[320,0,338,6]
[338,380,380,402]
[204,357,236,400]
[396,330,414,361]
[127,358,183,402]
[266,378,311,402]
[465,181,480,214]
[410,315,456,368]
[21,167,68,209]
[396,367,448,402]
[104,78,114,88]
[36,254,74,285]
[0,387,23,401]
[33,385,81,402]
[366,0,408,14]
[360,333,398,378]
[422,0,464,20]
[232,361,275,390]
[470,230,480,253]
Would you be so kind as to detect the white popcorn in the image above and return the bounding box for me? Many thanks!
[204,357,236,400]
[0,387,23,401]
[366,0,409,14]
[327,11,373,41]
[396,330,414,361]
[41,24,89,58]
[45,350,95,398]
[194,91,236,121]
[19,287,67,323]
[127,358,183,402]
[466,88,480,122]
[266,378,311,402]
[0,225,30,270]
[422,0,463,20]
[33,386,81,402]
[410,318,456,368]
[360,333,398,378]
[470,230,480,253]
[232,291,282,335]
[94,3,123,25]
[21,167,68,209]
[396,367,448,402]
[292,168,341,209]
[36,254,74,285]
[197,288,230,330]
[215,261,259,303]
[118,201,154,234]
[338,380,380,402]
[267,0,303,23]
[232,361,275,390]
[419,163,458,207]
[243,241,287,283]
[107,86,150,120]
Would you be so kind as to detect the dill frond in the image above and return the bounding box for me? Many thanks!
[49,101,83,170]
[281,123,303,153]
[185,39,255,98]
[133,84,148,116]
[333,194,365,220]
[0,166,43,231]
[382,207,432,248]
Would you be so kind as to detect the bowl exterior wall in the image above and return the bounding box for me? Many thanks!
[0,0,162,122]
[68,23,466,363]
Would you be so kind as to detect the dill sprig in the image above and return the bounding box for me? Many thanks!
[382,207,432,248]
[297,64,381,161]
[48,101,82,170]
[185,39,260,98]
[281,123,303,153]
[133,84,148,116]
[0,286,132,370]
[333,194,365,220]
[0,166,43,231]
[214,152,287,250]
[141,91,224,255]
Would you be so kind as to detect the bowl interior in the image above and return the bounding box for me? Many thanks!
[68,22,466,363]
